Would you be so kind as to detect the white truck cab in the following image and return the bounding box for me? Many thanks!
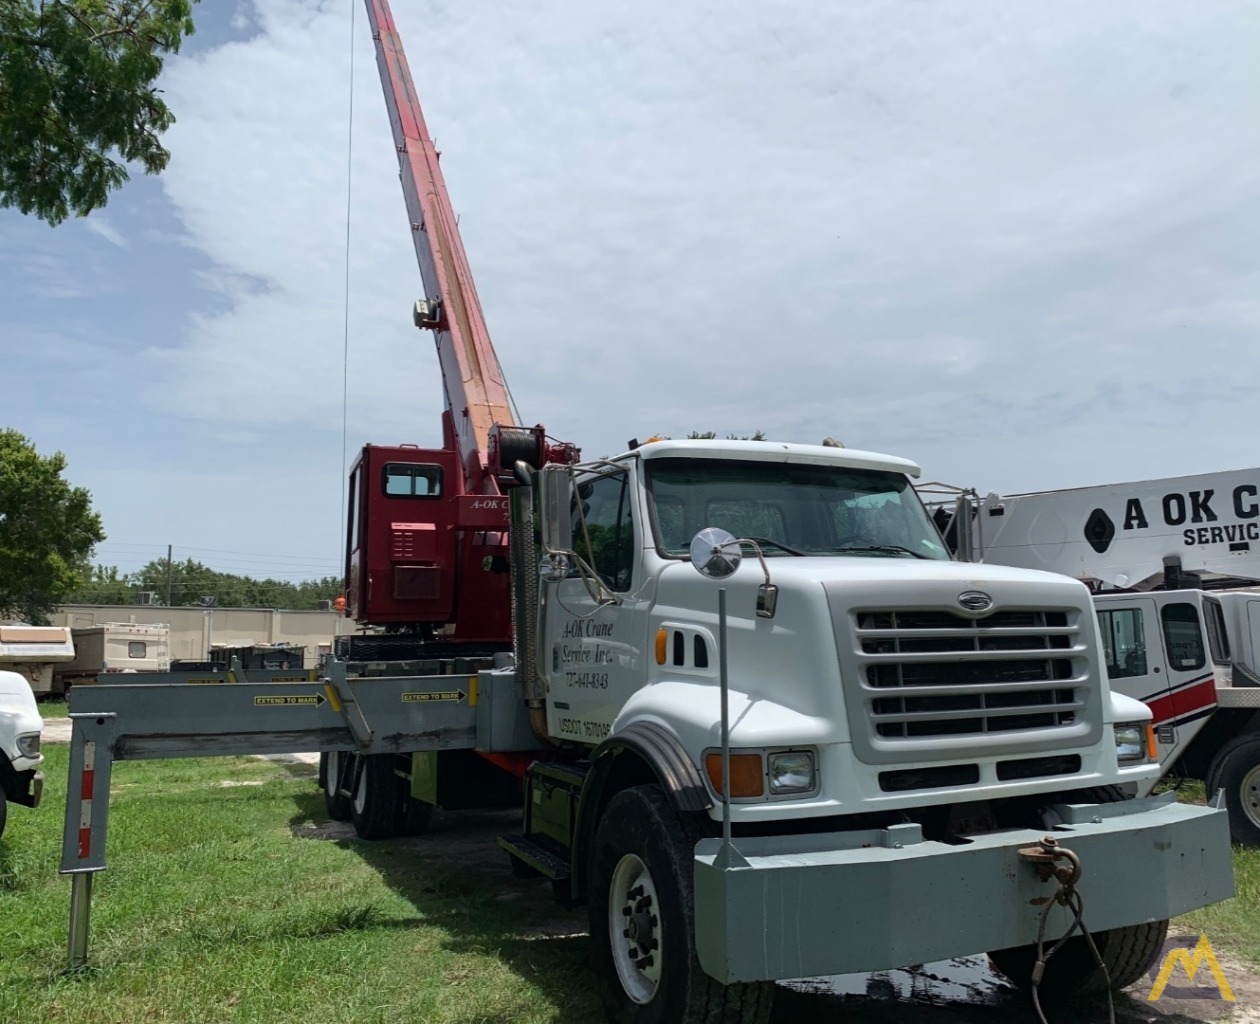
[500,439,1231,1022]
[0,668,45,838]
[540,440,1163,816]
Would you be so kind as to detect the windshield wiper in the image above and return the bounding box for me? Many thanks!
[745,536,807,556]
[832,544,930,560]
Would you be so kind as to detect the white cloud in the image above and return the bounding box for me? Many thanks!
[84,217,130,249]
[145,0,1260,493]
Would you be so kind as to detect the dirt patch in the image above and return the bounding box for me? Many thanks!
[292,807,589,936]
[777,948,1260,1023]
[41,717,71,743]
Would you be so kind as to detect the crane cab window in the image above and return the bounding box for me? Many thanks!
[1160,602,1206,672]
[1097,607,1146,679]
[383,463,443,498]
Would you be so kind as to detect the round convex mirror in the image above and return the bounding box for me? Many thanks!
[689,527,742,579]
[538,552,570,582]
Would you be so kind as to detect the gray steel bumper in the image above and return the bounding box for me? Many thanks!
[694,792,1234,984]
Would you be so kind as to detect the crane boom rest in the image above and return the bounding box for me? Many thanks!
[345,0,578,643]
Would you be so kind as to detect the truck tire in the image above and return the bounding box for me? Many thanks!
[0,787,7,840]
[588,784,774,1024]
[350,754,405,840]
[988,785,1168,996]
[322,751,352,821]
[1205,733,1260,846]
[989,917,1167,997]
[349,754,434,840]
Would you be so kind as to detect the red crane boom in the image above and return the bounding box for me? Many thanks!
[343,0,576,643]
[364,0,513,495]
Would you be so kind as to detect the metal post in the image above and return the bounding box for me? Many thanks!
[165,544,173,606]
[67,872,93,970]
[719,587,731,850]
[713,588,746,870]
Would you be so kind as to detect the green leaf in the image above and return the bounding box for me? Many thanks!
[0,1,198,225]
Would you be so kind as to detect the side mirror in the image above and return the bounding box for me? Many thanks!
[538,553,571,583]
[537,464,573,554]
[689,527,742,579]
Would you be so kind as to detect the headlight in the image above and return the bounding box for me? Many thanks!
[1114,722,1149,763]
[768,750,815,794]
[16,733,41,758]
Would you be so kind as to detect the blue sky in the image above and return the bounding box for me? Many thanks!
[2,0,1257,589]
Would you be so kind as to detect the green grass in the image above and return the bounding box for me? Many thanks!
[1159,779,1260,965]
[1180,846,1260,964]
[0,747,600,1024]
[3,751,1255,1023]
[37,698,67,719]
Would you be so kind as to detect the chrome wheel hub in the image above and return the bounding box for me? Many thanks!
[1242,763,1260,830]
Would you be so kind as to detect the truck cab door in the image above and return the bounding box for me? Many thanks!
[539,464,649,745]
[1096,596,1218,772]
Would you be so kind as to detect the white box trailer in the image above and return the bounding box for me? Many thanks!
[56,623,171,690]
[0,624,76,696]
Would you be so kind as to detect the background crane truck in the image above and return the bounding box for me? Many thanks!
[60,3,1235,1021]
[926,466,1260,846]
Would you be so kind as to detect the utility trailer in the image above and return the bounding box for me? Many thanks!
[55,623,171,692]
[927,468,1260,845]
[59,5,1236,1022]
[0,623,75,696]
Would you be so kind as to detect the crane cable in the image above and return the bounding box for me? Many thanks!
[338,0,357,571]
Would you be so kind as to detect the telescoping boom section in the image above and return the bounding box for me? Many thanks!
[346,0,577,636]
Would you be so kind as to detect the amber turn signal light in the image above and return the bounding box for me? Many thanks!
[704,752,765,798]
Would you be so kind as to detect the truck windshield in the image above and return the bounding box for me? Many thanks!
[645,457,950,560]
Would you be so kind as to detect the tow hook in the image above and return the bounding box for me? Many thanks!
[1016,835,1115,1024]
[1017,835,1082,899]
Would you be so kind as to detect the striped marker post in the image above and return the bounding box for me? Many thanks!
[60,713,118,971]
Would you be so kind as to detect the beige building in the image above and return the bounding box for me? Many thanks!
[52,604,346,666]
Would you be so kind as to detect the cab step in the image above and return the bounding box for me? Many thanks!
[499,833,571,881]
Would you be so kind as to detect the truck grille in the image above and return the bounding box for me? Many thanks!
[850,608,1094,759]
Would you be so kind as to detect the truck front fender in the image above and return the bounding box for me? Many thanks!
[568,721,711,902]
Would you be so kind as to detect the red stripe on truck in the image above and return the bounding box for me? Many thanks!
[1146,678,1218,725]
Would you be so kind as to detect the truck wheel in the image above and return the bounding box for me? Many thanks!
[989,918,1167,996]
[1205,733,1260,846]
[989,785,1168,996]
[0,787,7,840]
[588,785,774,1024]
[349,754,433,840]
[322,751,352,821]
[350,754,404,840]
